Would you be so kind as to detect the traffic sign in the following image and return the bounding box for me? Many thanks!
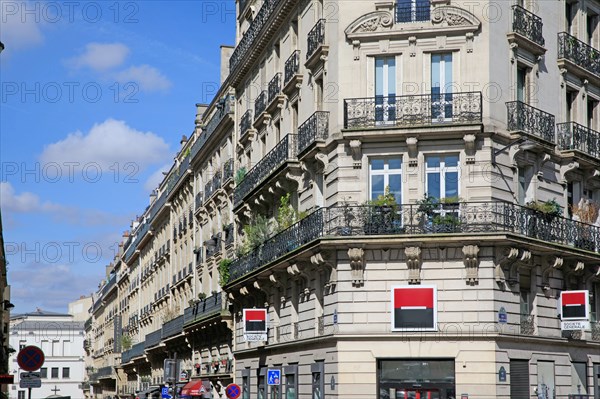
[267,369,280,386]
[19,378,41,388]
[225,383,241,399]
[161,387,171,399]
[17,346,45,372]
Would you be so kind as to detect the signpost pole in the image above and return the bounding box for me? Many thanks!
[28,387,31,399]
[173,352,177,399]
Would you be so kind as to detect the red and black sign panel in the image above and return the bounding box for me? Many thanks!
[243,309,267,333]
[391,285,437,331]
[560,290,589,320]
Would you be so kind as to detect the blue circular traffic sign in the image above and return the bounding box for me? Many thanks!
[225,384,241,399]
[17,346,45,372]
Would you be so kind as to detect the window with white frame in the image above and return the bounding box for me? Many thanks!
[369,157,402,203]
[425,155,459,199]
[396,0,430,22]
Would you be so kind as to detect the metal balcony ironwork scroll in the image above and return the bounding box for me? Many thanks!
[592,322,600,341]
[506,101,556,143]
[233,134,298,206]
[285,50,301,84]
[228,202,600,282]
[558,32,600,77]
[298,111,330,154]
[268,73,282,104]
[183,294,223,326]
[162,315,184,339]
[223,158,234,181]
[512,5,544,46]
[255,90,268,118]
[344,92,482,129]
[307,19,326,59]
[145,329,162,348]
[520,314,535,335]
[191,95,235,160]
[557,122,600,159]
[240,109,253,136]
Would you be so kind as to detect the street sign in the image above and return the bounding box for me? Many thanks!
[19,378,41,388]
[17,346,45,372]
[267,369,280,385]
[498,307,507,324]
[161,387,171,399]
[225,384,241,399]
[21,372,41,379]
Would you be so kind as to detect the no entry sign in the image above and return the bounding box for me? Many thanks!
[225,383,241,399]
[17,346,45,372]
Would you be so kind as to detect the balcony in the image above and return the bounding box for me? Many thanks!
[298,111,329,156]
[162,315,184,339]
[283,50,302,97]
[195,192,204,212]
[233,134,298,207]
[592,322,600,341]
[557,122,600,161]
[223,158,234,182]
[344,92,482,130]
[506,101,556,144]
[129,342,145,358]
[228,201,600,283]
[145,329,162,348]
[96,366,114,379]
[558,32,600,81]
[191,95,235,162]
[508,5,545,54]
[520,314,535,335]
[306,19,328,71]
[183,294,223,327]
[205,233,222,259]
[205,171,222,201]
[240,109,254,143]
[267,73,284,113]
[254,90,268,127]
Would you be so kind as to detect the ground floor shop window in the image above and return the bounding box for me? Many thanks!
[311,361,324,399]
[284,365,298,399]
[378,359,455,399]
[241,368,250,399]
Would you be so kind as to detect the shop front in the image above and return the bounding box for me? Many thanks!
[180,379,212,399]
[378,359,456,399]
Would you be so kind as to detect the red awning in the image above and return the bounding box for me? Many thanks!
[181,380,207,397]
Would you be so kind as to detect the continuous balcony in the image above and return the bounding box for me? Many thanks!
[558,32,600,81]
[506,101,556,144]
[191,95,235,162]
[228,201,600,283]
[233,134,298,208]
[344,92,482,130]
[96,366,115,379]
[162,315,184,339]
[298,111,329,156]
[507,5,545,54]
[183,294,223,327]
[557,122,600,161]
[145,329,162,349]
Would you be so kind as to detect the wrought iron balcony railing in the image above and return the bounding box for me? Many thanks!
[145,329,162,348]
[298,111,329,154]
[224,224,235,247]
[96,366,114,378]
[307,19,326,59]
[506,101,556,143]
[344,92,482,129]
[255,90,268,118]
[206,233,222,258]
[512,5,544,46]
[592,321,600,341]
[240,109,253,136]
[284,50,301,84]
[191,95,235,160]
[234,134,298,206]
[520,314,535,335]
[223,158,234,181]
[162,315,184,339]
[205,171,222,200]
[268,73,282,104]
[557,122,600,159]
[558,32,600,77]
[230,0,282,72]
[396,4,430,23]
[228,201,600,283]
[183,294,223,326]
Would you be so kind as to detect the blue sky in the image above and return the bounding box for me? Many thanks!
[0,0,235,313]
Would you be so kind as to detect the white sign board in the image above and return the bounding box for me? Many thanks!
[20,372,41,379]
[19,378,41,388]
[244,333,267,342]
[561,321,590,331]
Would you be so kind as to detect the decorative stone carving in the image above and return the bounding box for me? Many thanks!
[462,245,479,284]
[348,248,365,287]
[560,161,580,184]
[541,256,563,291]
[408,36,417,57]
[349,140,362,169]
[352,11,394,33]
[463,134,476,164]
[431,6,477,27]
[315,152,329,174]
[311,252,337,294]
[285,169,304,189]
[466,32,474,53]
[352,40,361,60]
[405,247,422,284]
[494,247,519,284]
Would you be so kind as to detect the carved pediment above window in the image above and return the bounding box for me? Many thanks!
[346,6,480,42]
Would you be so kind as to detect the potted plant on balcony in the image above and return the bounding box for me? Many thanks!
[360,186,403,234]
[218,258,232,286]
[526,199,562,221]
[121,335,133,351]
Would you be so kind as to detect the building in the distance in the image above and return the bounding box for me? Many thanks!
[0,211,13,398]
[9,308,86,399]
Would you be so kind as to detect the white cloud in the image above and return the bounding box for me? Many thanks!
[0,182,41,212]
[67,42,130,71]
[0,0,44,52]
[115,65,172,92]
[39,119,170,172]
[144,163,172,192]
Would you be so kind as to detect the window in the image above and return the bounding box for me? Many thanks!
[378,359,455,399]
[519,271,531,315]
[572,362,588,394]
[591,282,600,322]
[40,368,47,379]
[566,90,576,122]
[242,368,250,399]
[311,362,324,399]
[258,368,266,399]
[397,0,430,22]
[517,166,533,205]
[588,99,598,130]
[425,155,459,199]
[510,359,530,399]
[369,157,402,202]
[431,53,453,120]
[517,66,527,103]
[375,56,396,124]
[284,365,298,399]
[51,368,59,379]
[62,368,70,379]
[537,361,555,399]
[566,2,576,34]
[18,391,25,399]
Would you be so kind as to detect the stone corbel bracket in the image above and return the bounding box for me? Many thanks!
[508,249,532,283]
[406,137,418,167]
[494,247,519,285]
[462,245,479,285]
[315,152,329,175]
[348,248,365,287]
[463,134,476,164]
[287,263,311,300]
[560,161,580,185]
[311,251,337,295]
[541,256,563,291]
[349,140,362,169]
[405,246,422,284]
[269,273,287,305]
